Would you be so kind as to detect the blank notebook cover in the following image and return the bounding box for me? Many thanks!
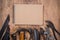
[14,4,43,25]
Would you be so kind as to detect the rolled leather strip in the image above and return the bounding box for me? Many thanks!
[11,28,33,40]
[19,32,24,40]
[40,28,45,40]
[33,29,40,40]
[11,33,17,40]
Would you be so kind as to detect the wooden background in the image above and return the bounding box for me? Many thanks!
[0,0,60,40]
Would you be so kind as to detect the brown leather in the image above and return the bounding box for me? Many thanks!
[19,32,24,40]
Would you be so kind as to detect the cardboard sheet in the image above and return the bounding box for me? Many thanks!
[14,4,43,25]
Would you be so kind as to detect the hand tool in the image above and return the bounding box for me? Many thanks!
[40,28,45,40]
[11,28,33,40]
[45,20,60,40]
[44,27,52,40]
[19,32,24,40]
[11,33,17,40]
[17,28,33,40]
[0,15,10,40]
[33,28,40,40]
